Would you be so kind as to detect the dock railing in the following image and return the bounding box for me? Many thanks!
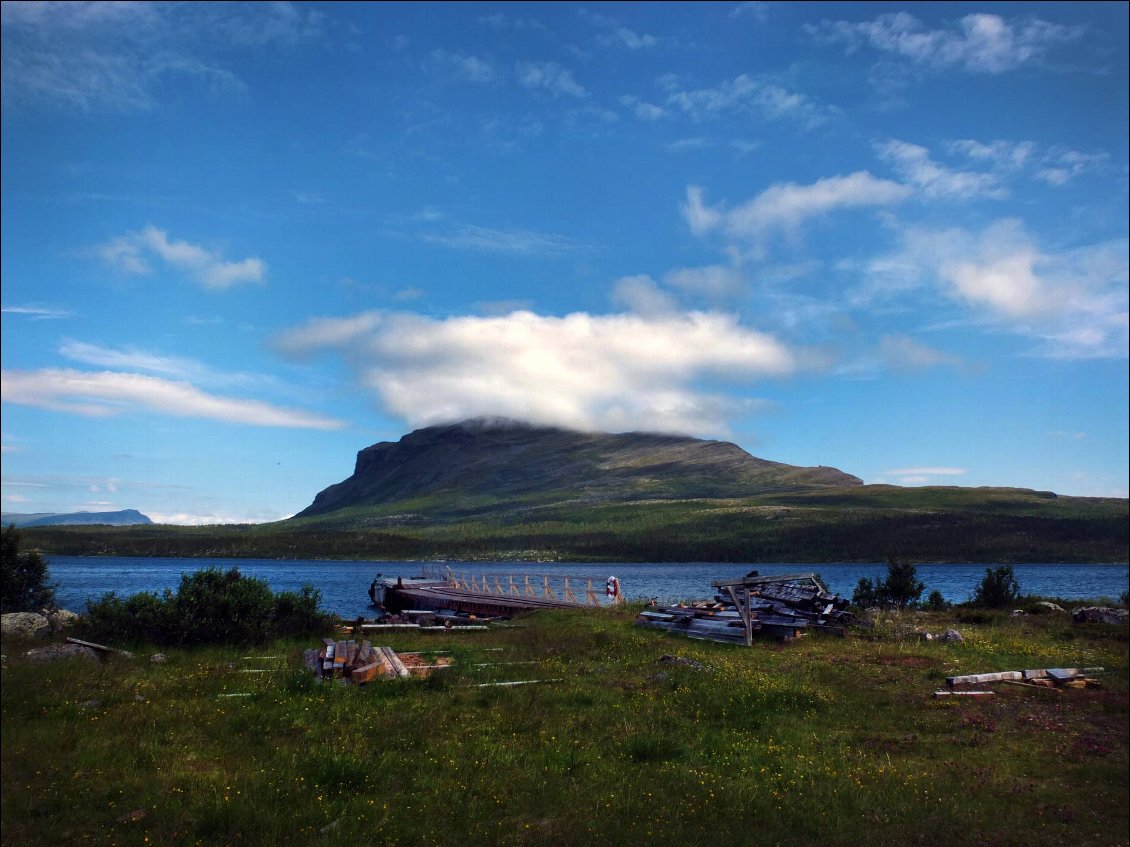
[443,568,618,606]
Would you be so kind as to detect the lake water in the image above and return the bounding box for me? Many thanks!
[45,556,1129,619]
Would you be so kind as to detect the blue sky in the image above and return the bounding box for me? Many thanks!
[2,1,1127,524]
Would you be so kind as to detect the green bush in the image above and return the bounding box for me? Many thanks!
[272,585,335,638]
[1,524,57,612]
[851,557,926,609]
[79,567,334,647]
[924,589,948,612]
[972,565,1022,609]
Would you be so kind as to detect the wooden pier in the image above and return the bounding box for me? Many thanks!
[374,569,621,617]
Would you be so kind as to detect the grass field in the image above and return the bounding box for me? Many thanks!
[2,605,1127,846]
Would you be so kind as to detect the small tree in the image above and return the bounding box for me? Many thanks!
[883,556,925,609]
[924,590,948,612]
[852,577,881,608]
[851,557,926,609]
[0,524,56,612]
[972,565,1021,609]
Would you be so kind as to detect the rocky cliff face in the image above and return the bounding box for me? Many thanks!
[296,418,862,518]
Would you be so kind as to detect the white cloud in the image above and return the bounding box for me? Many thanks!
[866,220,1129,359]
[1,1,321,111]
[1,304,73,320]
[620,95,666,121]
[663,265,746,300]
[516,61,587,98]
[275,309,798,436]
[420,224,578,256]
[663,73,839,129]
[0,368,344,429]
[96,225,266,289]
[430,49,495,83]
[684,173,909,245]
[885,466,967,476]
[610,275,679,317]
[878,335,962,371]
[810,11,1080,74]
[598,27,658,50]
[876,139,1005,200]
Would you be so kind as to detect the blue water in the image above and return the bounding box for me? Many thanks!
[44,556,1129,619]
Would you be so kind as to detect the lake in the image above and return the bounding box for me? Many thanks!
[44,556,1129,619]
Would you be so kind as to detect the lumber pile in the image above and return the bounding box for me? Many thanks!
[936,666,1105,697]
[636,572,852,645]
[305,639,454,684]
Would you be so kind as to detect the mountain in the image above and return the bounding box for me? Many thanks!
[296,418,862,519]
[1,509,153,528]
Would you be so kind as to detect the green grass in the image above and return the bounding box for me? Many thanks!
[3,605,1127,846]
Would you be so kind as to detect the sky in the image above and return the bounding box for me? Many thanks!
[1,1,1127,525]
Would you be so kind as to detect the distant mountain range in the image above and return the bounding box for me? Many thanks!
[14,420,1128,563]
[2,509,153,528]
[296,417,862,519]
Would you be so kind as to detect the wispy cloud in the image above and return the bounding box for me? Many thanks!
[2,304,74,320]
[1,1,323,111]
[57,340,281,391]
[420,224,579,256]
[516,61,587,98]
[876,139,1006,200]
[864,220,1129,360]
[660,73,840,129]
[683,173,909,246]
[96,225,266,289]
[0,368,344,430]
[809,11,1081,74]
[429,49,496,83]
[275,309,798,436]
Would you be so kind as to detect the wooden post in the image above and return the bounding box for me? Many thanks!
[585,579,599,605]
[525,576,535,597]
[509,576,520,596]
[563,577,579,605]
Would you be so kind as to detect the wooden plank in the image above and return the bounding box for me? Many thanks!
[933,690,994,698]
[947,671,1023,686]
[350,661,385,684]
[380,646,411,679]
[64,637,132,656]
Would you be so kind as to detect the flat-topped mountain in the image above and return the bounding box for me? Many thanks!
[296,418,862,519]
[1,509,152,528]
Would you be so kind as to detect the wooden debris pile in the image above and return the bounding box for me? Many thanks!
[636,572,852,645]
[304,638,454,684]
[934,666,1105,698]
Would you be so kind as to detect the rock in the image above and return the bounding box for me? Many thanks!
[24,643,99,663]
[150,653,167,664]
[1072,607,1130,625]
[1034,601,1065,613]
[1,612,51,640]
[940,628,964,643]
[657,655,704,670]
[916,630,937,642]
[46,609,80,632]
[1010,609,1026,617]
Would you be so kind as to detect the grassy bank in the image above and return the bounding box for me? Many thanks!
[2,606,1127,846]
[20,487,1130,562]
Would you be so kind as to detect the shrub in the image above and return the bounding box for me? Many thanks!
[851,557,926,609]
[0,524,56,612]
[852,577,880,608]
[273,585,334,638]
[924,590,948,612]
[972,565,1022,609]
[79,567,334,647]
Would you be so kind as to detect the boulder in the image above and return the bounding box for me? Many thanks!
[1072,607,1129,625]
[1034,601,1066,614]
[1,612,51,640]
[24,643,99,663]
[940,628,964,643]
[46,609,80,632]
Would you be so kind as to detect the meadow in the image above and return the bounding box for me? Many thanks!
[2,605,1127,847]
